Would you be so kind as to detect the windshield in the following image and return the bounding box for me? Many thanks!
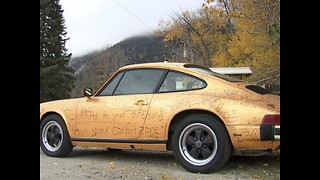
[184,64,243,82]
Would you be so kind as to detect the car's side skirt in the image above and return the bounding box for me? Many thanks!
[70,138,167,151]
[71,137,166,144]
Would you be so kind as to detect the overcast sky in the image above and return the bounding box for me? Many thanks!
[60,0,204,57]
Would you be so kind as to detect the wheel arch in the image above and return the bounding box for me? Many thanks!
[41,112,67,125]
[40,112,71,137]
[166,110,232,151]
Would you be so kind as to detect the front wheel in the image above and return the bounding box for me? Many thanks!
[172,114,231,173]
[40,114,73,157]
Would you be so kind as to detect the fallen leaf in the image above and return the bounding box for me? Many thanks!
[109,161,115,168]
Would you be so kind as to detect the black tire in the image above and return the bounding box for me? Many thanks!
[172,114,231,173]
[40,114,73,157]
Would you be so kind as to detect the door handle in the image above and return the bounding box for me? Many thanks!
[134,100,148,106]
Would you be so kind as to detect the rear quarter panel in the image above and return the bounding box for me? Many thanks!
[149,77,280,150]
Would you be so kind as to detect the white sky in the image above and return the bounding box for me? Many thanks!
[60,0,204,57]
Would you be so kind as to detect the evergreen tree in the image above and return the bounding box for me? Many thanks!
[40,0,75,102]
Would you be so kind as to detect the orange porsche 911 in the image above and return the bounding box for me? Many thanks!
[40,62,280,173]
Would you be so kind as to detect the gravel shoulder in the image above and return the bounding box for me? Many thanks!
[40,147,280,180]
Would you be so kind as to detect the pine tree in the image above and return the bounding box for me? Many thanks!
[40,0,75,102]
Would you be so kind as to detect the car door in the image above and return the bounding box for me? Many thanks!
[74,68,166,140]
[145,70,207,140]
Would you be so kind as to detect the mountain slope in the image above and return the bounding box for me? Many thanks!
[69,34,170,97]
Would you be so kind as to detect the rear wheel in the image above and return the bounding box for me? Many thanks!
[172,114,231,173]
[40,114,73,157]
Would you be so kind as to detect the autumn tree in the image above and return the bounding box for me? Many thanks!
[40,0,75,102]
[211,0,280,69]
[157,7,233,67]
[158,0,279,83]
[211,0,280,84]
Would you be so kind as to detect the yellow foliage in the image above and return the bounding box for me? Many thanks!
[159,0,280,70]
[212,0,280,69]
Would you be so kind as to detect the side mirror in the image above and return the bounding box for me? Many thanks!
[83,87,93,98]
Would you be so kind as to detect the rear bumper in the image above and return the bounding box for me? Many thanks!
[260,124,280,141]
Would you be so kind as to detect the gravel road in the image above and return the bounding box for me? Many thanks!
[40,147,280,180]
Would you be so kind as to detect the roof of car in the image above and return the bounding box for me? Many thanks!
[118,61,189,71]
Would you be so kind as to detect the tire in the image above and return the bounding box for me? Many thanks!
[40,114,73,157]
[172,114,231,173]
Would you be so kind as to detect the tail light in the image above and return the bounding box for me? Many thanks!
[261,114,280,125]
[260,114,280,141]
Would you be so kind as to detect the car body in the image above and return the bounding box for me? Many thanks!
[40,61,280,173]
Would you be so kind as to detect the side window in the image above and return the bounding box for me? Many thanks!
[98,71,124,96]
[115,69,165,95]
[159,71,206,92]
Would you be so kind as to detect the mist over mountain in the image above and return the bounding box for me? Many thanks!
[69,34,176,97]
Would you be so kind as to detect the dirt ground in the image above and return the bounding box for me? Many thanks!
[40,147,280,180]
